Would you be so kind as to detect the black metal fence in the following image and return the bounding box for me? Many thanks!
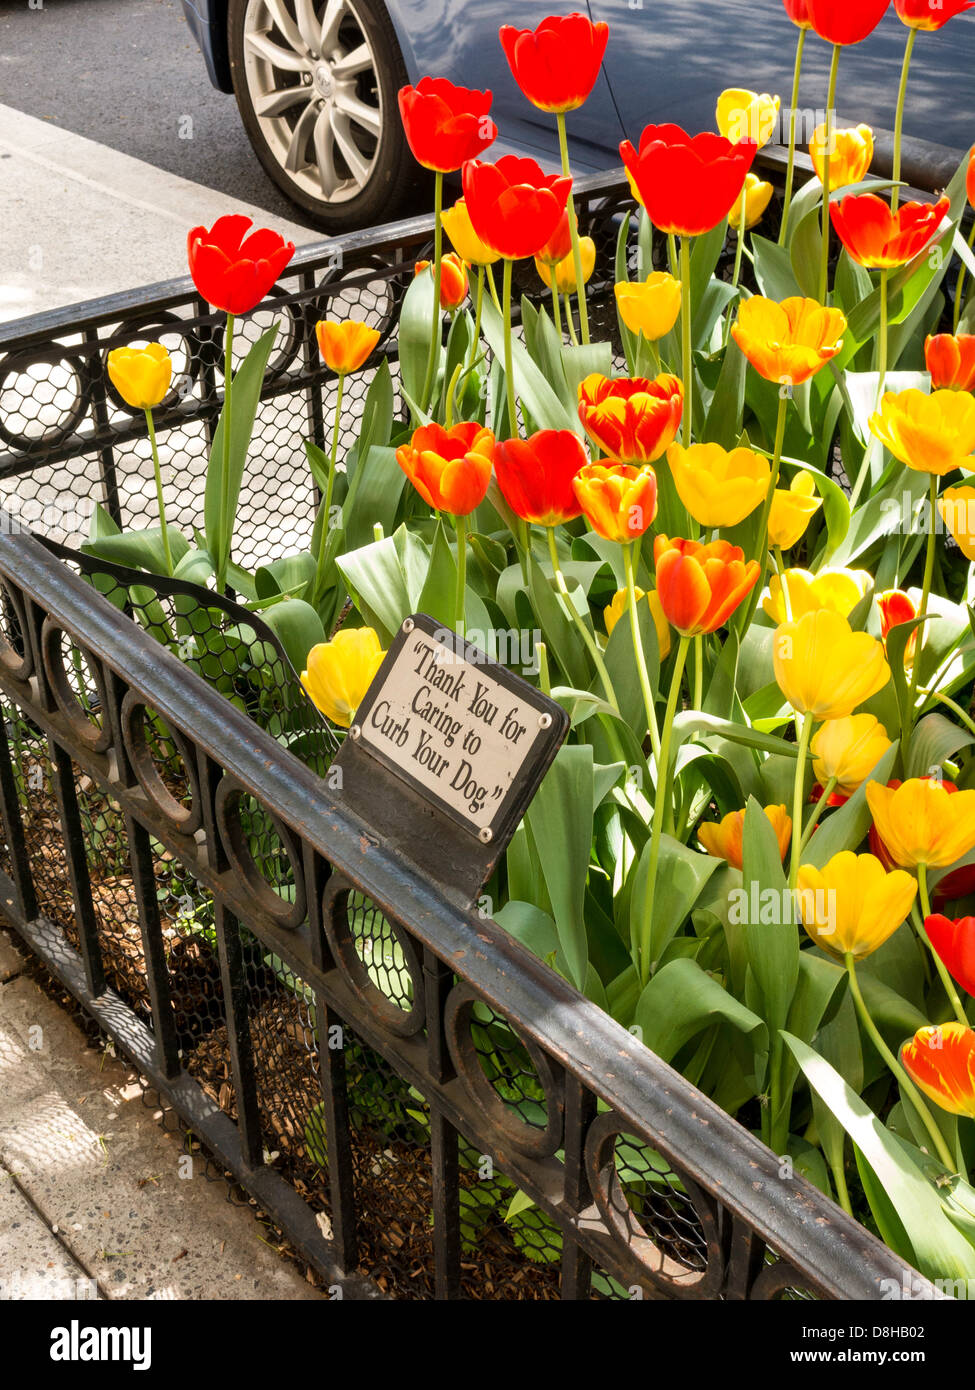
[0,160,948,1299]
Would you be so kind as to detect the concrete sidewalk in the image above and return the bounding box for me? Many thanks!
[0,927,323,1301]
[0,104,320,323]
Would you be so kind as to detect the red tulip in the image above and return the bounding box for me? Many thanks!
[783,0,814,24]
[654,536,760,636]
[895,0,974,28]
[187,215,295,316]
[806,0,891,44]
[925,914,975,995]
[619,125,757,237]
[578,372,683,464]
[462,155,572,260]
[935,863,975,908]
[398,78,497,173]
[926,333,975,390]
[877,587,918,664]
[499,12,609,114]
[536,210,573,267]
[829,193,950,268]
[493,429,588,526]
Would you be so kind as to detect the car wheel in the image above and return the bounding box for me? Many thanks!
[227,0,417,232]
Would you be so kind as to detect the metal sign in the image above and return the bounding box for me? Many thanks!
[333,614,569,903]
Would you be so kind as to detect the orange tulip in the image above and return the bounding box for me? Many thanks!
[395,422,494,515]
[654,535,760,637]
[572,462,658,542]
[925,333,975,392]
[699,804,791,869]
[315,319,380,374]
[830,194,951,269]
[877,589,918,666]
[493,429,587,526]
[577,373,683,464]
[414,251,469,310]
[732,296,846,387]
[902,1022,975,1119]
[968,146,975,211]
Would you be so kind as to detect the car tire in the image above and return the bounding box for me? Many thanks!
[227,0,419,232]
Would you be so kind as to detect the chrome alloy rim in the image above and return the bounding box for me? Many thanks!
[243,0,383,205]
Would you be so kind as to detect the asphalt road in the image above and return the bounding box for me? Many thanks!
[0,0,317,228]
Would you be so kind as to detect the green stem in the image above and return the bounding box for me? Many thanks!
[667,232,678,280]
[557,111,590,345]
[444,361,463,430]
[467,265,484,381]
[902,473,938,760]
[877,268,888,403]
[680,234,693,445]
[547,526,619,711]
[918,863,969,1027]
[551,276,564,341]
[485,263,501,312]
[818,43,841,305]
[218,311,235,593]
[740,393,788,634]
[918,686,975,741]
[538,640,551,695]
[313,372,345,603]
[832,1151,854,1217]
[778,26,807,245]
[774,544,792,620]
[454,512,467,636]
[693,634,703,711]
[637,633,690,985]
[846,952,956,1171]
[891,26,916,216]
[144,407,173,577]
[952,222,975,334]
[502,258,518,437]
[420,171,444,414]
[623,542,661,762]
[564,296,580,346]
[789,711,814,889]
[799,776,837,856]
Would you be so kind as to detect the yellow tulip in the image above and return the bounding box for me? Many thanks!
[441,198,500,266]
[762,567,871,624]
[107,342,172,409]
[535,237,596,295]
[698,804,791,870]
[767,470,822,549]
[667,441,770,528]
[732,296,846,388]
[865,777,975,870]
[773,610,890,720]
[615,272,682,342]
[939,485,975,561]
[869,388,975,476]
[715,88,780,149]
[729,173,774,232]
[811,714,892,797]
[301,628,386,728]
[808,123,874,191]
[315,320,381,374]
[603,586,671,659]
[795,852,917,960]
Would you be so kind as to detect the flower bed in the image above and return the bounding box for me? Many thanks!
[2,1,975,1300]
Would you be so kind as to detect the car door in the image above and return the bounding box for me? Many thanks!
[384,0,625,170]
[589,0,975,155]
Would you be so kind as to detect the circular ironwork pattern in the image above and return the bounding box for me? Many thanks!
[100,311,200,417]
[444,982,564,1159]
[120,692,203,836]
[39,620,112,753]
[584,1112,723,1298]
[321,873,425,1037]
[214,774,307,930]
[0,349,88,454]
[0,580,33,681]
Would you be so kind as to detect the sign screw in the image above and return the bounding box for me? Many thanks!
[349,725,361,740]
[538,713,552,729]
[478,827,493,844]
[402,618,414,633]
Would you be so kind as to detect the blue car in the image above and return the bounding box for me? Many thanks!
[182,0,975,231]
